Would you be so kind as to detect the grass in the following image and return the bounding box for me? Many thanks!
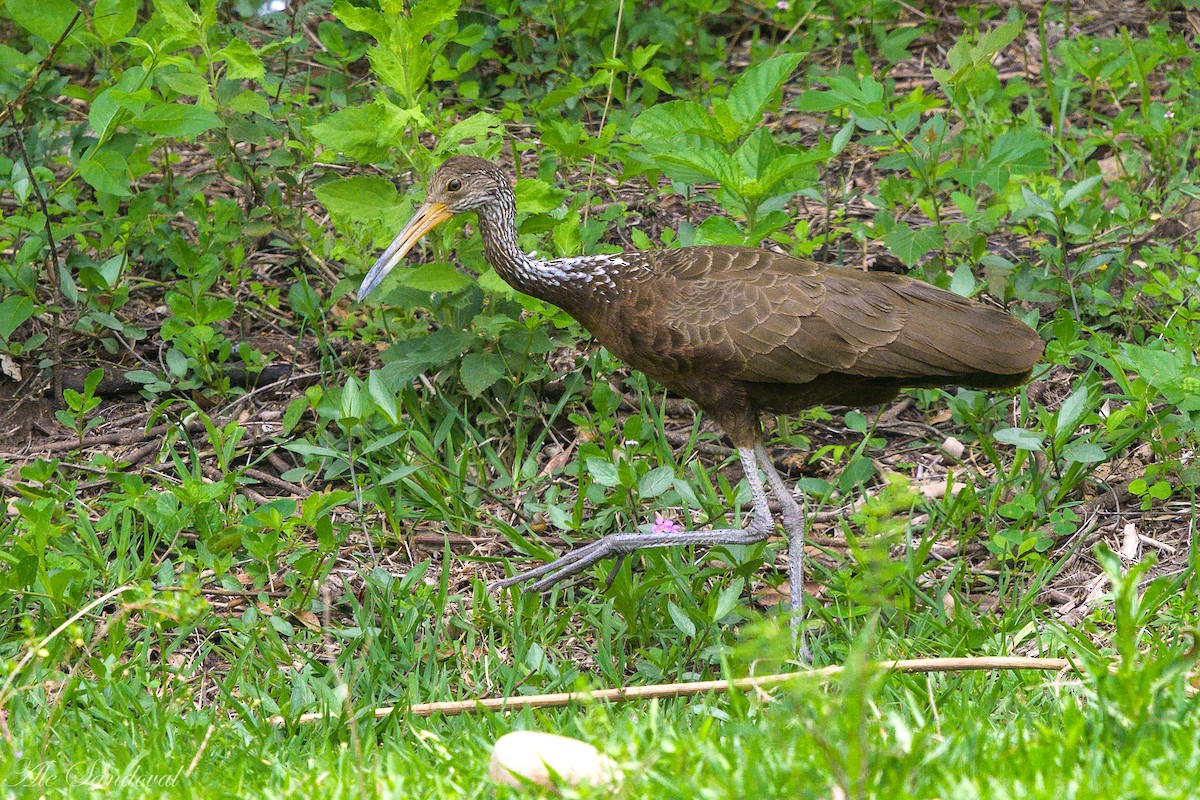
[1,0,1199,797]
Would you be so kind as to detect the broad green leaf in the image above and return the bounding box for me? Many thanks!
[89,78,151,137]
[95,0,137,44]
[585,457,620,488]
[651,149,742,188]
[949,263,976,297]
[713,579,744,621]
[331,0,387,39]
[436,112,501,154]
[379,329,475,389]
[629,100,724,144]
[1061,441,1106,465]
[725,53,804,135]
[459,353,505,398]
[993,427,1044,452]
[7,0,82,44]
[310,103,392,163]
[134,105,223,137]
[515,179,568,214]
[79,148,131,196]
[313,176,400,224]
[216,40,265,82]
[0,296,35,342]
[400,262,473,294]
[884,223,943,266]
[637,466,675,498]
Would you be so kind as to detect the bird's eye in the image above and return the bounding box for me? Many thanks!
[447,179,462,192]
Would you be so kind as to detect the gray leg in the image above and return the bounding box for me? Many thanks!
[495,447,775,592]
[754,443,810,658]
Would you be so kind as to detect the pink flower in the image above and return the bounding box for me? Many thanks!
[650,513,684,535]
[776,0,790,9]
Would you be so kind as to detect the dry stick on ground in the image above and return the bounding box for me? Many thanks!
[272,656,1076,725]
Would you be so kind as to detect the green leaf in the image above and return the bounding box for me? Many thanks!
[1059,175,1103,209]
[379,329,475,389]
[436,112,501,154]
[331,0,387,39]
[400,262,473,294]
[667,601,696,637]
[629,100,724,144]
[94,0,137,44]
[1061,441,1106,465]
[1055,384,1091,438]
[7,0,81,44]
[134,105,224,137]
[949,263,976,297]
[713,579,743,621]
[585,457,619,488]
[0,295,35,342]
[309,103,392,163]
[993,427,1044,452]
[724,53,804,135]
[514,179,568,214]
[637,466,675,498]
[314,176,400,225]
[459,353,505,398]
[216,40,265,82]
[79,148,131,196]
[884,223,943,266]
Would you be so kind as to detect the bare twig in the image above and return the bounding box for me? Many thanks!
[272,655,1076,725]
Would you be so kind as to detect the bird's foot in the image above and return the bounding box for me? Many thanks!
[492,520,774,594]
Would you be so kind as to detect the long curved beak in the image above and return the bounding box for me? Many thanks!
[357,201,453,300]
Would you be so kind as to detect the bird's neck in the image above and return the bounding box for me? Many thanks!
[475,199,625,310]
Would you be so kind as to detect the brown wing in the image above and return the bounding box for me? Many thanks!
[654,246,1041,386]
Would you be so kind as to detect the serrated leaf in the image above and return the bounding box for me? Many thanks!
[724,53,804,136]
[313,175,400,224]
[309,104,392,163]
[399,262,473,293]
[134,105,223,137]
[514,179,568,214]
[629,100,724,144]
[216,40,265,81]
[459,353,505,398]
[884,223,943,266]
[436,112,500,153]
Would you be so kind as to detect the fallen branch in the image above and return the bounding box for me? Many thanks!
[272,655,1073,726]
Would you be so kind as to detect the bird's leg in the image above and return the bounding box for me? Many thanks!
[754,443,810,658]
[494,447,775,592]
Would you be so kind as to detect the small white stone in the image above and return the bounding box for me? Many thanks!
[488,730,622,791]
[941,436,965,460]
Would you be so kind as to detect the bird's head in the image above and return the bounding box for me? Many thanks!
[357,155,510,299]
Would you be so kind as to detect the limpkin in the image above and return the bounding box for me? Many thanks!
[358,155,1043,640]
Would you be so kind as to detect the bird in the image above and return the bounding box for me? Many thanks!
[358,154,1043,645]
